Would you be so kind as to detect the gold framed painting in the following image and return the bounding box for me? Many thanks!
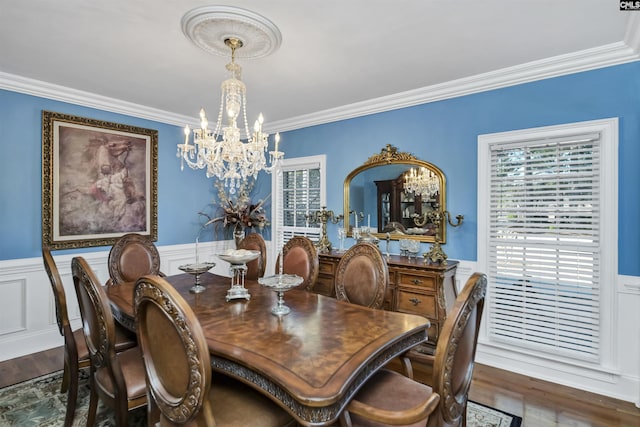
[42,111,158,250]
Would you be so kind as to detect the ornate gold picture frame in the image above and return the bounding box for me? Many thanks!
[42,111,158,249]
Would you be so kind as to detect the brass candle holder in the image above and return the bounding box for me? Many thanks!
[413,210,463,265]
[306,206,343,253]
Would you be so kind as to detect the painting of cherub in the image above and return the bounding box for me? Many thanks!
[42,111,158,249]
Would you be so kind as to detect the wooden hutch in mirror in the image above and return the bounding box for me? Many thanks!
[375,173,439,234]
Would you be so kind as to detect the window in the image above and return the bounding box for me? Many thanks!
[271,155,325,249]
[477,119,618,367]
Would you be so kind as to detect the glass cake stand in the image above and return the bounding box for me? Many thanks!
[216,250,261,302]
[258,274,303,316]
[178,262,216,293]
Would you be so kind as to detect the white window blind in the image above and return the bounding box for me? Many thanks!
[272,156,325,251]
[488,132,603,362]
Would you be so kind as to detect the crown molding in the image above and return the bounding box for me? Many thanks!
[625,13,640,53]
[270,41,640,133]
[1,38,639,134]
[0,72,193,127]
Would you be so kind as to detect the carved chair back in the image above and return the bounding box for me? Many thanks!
[276,236,319,290]
[134,275,296,427]
[428,272,487,427]
[134,275,212,425]
[107,233,162,286]
[335,242,389,309]
[72,256,147,426]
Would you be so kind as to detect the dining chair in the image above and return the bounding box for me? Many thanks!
[276,236,319,290]
[42,248,137,427]
[133,274,296,426]
[339,273,487,427]
[71,256,147,426]
[409,272,488,427]
[237,232,267,279]
[106,232,163,286]
[334,242,389,309]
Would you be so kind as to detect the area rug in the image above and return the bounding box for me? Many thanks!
[0,371,522,426]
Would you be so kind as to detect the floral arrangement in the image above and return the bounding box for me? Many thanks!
[200,179,270,233]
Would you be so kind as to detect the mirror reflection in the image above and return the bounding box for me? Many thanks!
[343,145,447,243]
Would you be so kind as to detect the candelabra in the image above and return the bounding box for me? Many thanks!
[413,210,463,265]
[306,207,343,253]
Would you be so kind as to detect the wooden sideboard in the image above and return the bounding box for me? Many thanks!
[314,250,458,351]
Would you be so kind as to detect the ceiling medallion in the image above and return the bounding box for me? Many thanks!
[181,5,282,59]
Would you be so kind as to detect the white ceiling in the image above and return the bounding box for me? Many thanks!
[0,1,637,132]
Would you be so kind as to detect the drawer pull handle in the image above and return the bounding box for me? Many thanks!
[410,279,423,285]
[409,297,421,306]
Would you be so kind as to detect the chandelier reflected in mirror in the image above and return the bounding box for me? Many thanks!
[404,167,439,197]
[176,6,284,194]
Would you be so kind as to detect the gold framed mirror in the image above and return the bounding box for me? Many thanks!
[343,144,447,243]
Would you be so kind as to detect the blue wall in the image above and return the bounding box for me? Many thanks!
[1,62,639,276]
[0,90,218,259]
[280,62,640,276]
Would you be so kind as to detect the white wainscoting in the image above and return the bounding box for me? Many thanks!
[0,251,638,406]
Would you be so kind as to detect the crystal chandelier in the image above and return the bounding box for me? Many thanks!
[176,37,282,194]
[404,167,439,197]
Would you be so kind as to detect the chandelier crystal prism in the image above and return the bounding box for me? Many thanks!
[177,37,282,194]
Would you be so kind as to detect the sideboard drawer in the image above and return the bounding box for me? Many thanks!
[396,289,437,318]
[319,259,336,275]
[312,275,335,298]
[397,271,436,289]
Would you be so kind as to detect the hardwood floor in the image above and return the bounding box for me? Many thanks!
[1,347,638,426]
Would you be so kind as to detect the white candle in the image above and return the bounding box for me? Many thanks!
[275,132,280,153]
[195,237,199,266]
[368,214,371,228]
[355,212,358,229]
[183,125,190,145]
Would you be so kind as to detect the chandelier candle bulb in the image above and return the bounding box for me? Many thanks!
[275,132,280,153]
[184,125,190,145]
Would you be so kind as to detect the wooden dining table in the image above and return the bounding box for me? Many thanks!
[106,272,430,426]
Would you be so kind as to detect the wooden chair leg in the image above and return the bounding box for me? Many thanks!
[63,346,80,427]
[60,360,70,393]
[86,376,99,427]
[63,370,79,427]
[115,400,129,427]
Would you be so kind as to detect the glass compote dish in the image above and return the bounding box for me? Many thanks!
[179,262,216,294]
[258,274,303,316]
[216,249,261,301]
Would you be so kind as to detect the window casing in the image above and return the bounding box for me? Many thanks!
[477,118,618,369]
